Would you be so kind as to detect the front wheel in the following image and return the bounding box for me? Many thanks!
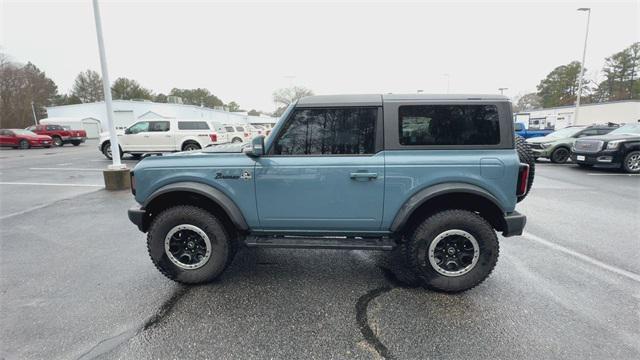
[101,142,122,160]
[407,210,499,293]
[550,147,570,164]
[622,151,640,174]
[147,205,233,284]
[19,140,30,149]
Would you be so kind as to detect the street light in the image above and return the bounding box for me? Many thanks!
[575,7,591,126]
[498,87,508,95]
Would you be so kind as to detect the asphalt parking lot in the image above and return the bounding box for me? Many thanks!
[1,142,639,360]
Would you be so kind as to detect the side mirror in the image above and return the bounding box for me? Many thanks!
[244,135,265,157]
[124,128,131,135]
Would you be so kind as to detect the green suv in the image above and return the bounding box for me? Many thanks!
[526,124,618,163]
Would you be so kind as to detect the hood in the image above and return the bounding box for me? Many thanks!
[526,136,558,144]
[575,133,640,142]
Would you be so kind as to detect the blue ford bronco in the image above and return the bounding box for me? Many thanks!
[128,94,534,292]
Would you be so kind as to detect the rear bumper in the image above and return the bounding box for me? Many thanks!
[128,206,147,232]
[502,211,526,237]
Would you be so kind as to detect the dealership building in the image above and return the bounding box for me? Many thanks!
[44,100,278,138]
[514,100,640,130]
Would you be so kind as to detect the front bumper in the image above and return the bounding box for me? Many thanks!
[502,211,526,237]
[571,151,623,168]
[529,146,551,158]
[128,206,147,232]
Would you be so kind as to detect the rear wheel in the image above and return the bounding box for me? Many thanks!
[52,136,63,147]
[71,141,81,146]
[407,210,499,293]
[101,141,122,160]
[182,142,201,151]
[232,137,243,144]
[147,205,234,284]
[515,135,535,202]
[19,140,30,149]
[622,151,640,174]
[550,147,570,164]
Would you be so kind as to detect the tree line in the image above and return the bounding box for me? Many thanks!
[515,42,640,112]
[0,52,266,129]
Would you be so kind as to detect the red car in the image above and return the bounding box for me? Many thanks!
[0,129,53,149]
[26,124,87,147]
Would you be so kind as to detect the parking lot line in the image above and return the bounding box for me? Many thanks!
[587,173,640,176]
[523,232,640,283]
[29,167,104,171]
[0,182,103,187]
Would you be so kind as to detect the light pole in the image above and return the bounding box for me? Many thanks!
[92,0,123,169]
[498,87,508,95]
[575,7,591,126]
[30,101,38,125]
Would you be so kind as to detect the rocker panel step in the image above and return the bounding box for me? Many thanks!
[245,236,396,251]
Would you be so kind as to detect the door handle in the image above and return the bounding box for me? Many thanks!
[143,135,150,138]
[350,172,378,180]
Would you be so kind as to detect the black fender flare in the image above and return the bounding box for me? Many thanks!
[143,181,249,230]
[390,182,505,232]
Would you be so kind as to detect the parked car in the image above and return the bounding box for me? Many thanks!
[98,119,223,160]
[26,124,86,147]
[514,122,553,139]
[526,124,619,163]
[0,129,53,149]
[127,94,534,293]
[572,123,640,173]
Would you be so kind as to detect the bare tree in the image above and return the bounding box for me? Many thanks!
[71,70,103,103]
[272,86,314,116]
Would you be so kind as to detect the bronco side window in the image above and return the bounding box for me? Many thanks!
[272,107,377,155]
[399,105,500,146]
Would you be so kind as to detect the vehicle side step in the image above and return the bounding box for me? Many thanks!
[244,236,396,251]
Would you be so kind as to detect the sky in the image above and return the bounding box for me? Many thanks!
[1,0,638,112]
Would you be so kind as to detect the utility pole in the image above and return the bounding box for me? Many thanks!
[498,87,508,95]
[575,7,591,126]
[30,101,38,125]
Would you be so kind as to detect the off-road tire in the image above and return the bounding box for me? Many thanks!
[622,150,640,174]
[375,240,422,287]
[52,136,63,147]
[550,147,570,164]
[515,135,535,202]
[407,210,499,293]
[147,205,233,284]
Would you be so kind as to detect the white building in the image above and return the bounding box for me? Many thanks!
[514,100,640,130]
[45,100,278,138]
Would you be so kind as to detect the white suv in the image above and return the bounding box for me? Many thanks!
[99,119,224,159]
[209,123,252,144]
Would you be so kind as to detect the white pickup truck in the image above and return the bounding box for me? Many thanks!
[99,119,226,159]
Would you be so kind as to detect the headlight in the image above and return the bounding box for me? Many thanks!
[606,140,623,150]
[540,142,552,149]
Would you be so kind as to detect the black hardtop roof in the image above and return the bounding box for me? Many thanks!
[296,94,510,107]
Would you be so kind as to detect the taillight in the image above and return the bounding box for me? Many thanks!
[209,133,217,142]
[244,132,250,137]
[130,172,136,195]
[517,163,529,196]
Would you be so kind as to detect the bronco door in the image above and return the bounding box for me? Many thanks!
[254,106,384,231]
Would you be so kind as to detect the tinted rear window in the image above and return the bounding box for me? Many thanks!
[178,121,209,130]
[399,105,500,146]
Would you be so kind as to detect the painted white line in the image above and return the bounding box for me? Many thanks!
[29,167,104,172]
[523,232,640,283]
[56,163,72,166]
[587,173,640,176]
[0,182,102,187]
